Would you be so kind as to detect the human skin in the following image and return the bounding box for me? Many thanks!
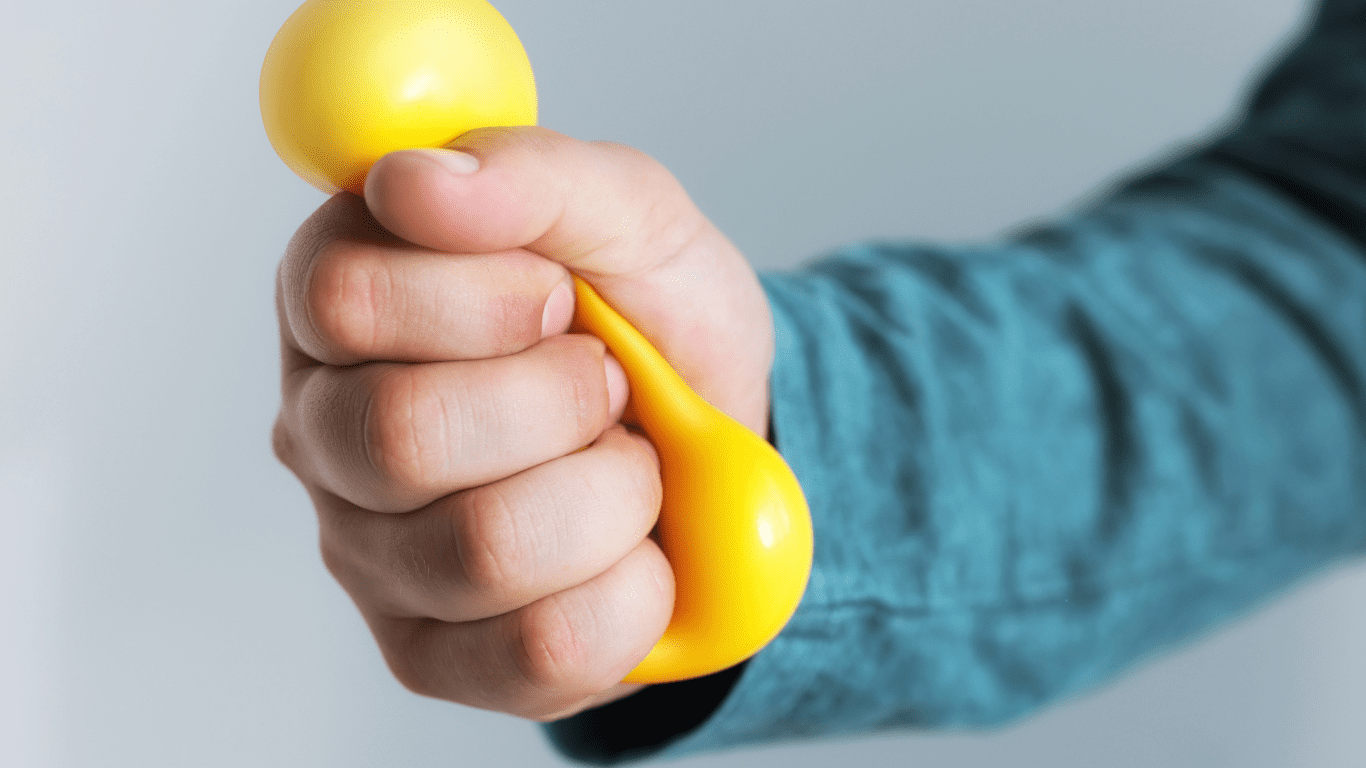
[271,126,775,720]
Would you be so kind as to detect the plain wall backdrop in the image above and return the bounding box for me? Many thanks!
[3,0,1364,766]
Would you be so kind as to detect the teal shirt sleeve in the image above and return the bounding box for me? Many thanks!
[545,0,1366,762]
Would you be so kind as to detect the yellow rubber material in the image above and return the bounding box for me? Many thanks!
[572,278,812,682]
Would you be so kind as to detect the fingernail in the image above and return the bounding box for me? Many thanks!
[540,276,575,338]
[412,147,480,175]
[603,352,629,420]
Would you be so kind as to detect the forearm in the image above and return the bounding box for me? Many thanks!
[749,153,1366,735]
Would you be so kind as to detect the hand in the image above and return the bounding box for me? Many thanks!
[271,127,775,720]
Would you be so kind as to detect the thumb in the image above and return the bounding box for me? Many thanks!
[363,127,773,434]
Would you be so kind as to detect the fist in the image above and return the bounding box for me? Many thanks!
[271,128,774,720]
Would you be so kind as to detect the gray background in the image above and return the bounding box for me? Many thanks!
[3,0,1363,766]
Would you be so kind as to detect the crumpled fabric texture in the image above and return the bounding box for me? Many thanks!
[546,0,1366,762]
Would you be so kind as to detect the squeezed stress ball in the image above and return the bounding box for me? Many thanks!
[260,0,537,195]
[260,0,812,684]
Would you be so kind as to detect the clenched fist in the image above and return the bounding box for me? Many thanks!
[272,127,774,720]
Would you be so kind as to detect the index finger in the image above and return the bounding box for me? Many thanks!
[277,193,575,369]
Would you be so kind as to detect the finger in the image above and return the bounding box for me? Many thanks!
[363,128,773,432]
[368,538,674,720]
[318,426,661,623]
[279,334,629,512]
[278,193,577,368]
[364,130,702,274]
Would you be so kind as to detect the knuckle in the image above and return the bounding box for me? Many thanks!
[463,250,562,357]
[483,289,538,355]
[369,616,466,705]
[316,506,373,590]
[364,368,456,491]
[270,416,296,469]
[548,336,609,441]
[385,631,444,700]
[317,529,358,591]
[379,522,445,608]
[514,597,589,693]
[320,504,452,621]
[454,486,534,600]
[306,242,390,360]
[387,658,434,699]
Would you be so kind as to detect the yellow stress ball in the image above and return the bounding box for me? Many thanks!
[260,0,537,195]
[260,0,812,685]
